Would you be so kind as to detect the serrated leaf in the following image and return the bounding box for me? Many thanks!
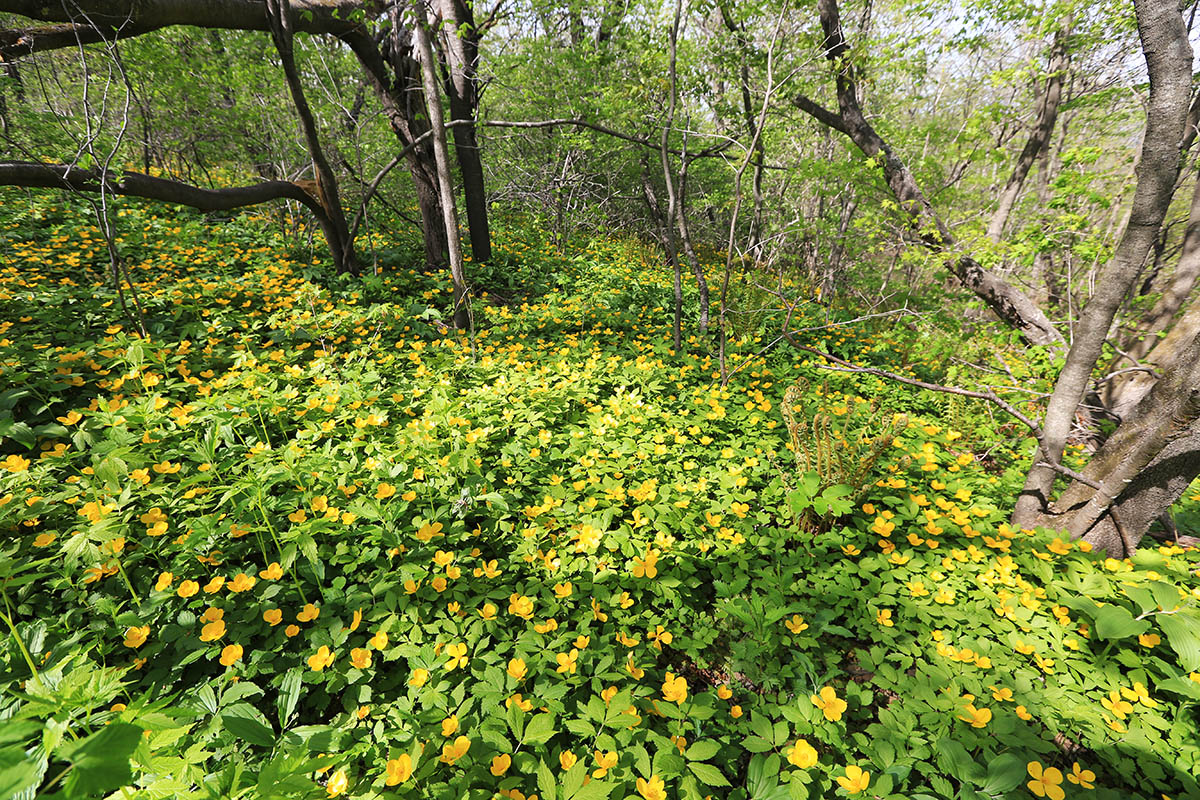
[689,761,731,786]
[685,740,722,762]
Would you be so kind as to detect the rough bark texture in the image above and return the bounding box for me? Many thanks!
[412,0,469,329]
[1013,0,1192,527]
[987,24,1071,242]
[439,0,492,263]
[795,0,1063,348]
[1049,330,1200,552]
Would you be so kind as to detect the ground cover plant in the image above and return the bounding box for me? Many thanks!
[2,197,1199,800]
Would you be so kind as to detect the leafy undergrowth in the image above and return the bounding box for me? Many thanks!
[1,197,1199,800]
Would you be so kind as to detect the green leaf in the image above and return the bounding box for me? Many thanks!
[277,668,302,728]
[222,711,277,748]
[689,762,731,787]
[523,713,556,746]
[981,753,1025,793]
[685,740,722,762]
[0,746,40,799]
[1092,603,1149,640]
[1157,611,1200,671]
[59,722,141,797]
[537,758,558,800]
[934,739,984,785]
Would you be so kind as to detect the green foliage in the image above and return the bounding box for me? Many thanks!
[1,197,1199,800]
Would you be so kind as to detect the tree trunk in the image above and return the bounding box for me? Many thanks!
[1049,329,1200,552]
[265,0,358,274]
[987,23,1071,242]
[1012,0,1193,527]
[412,0,470,330]
[794,0,1063,348]
[675,141,710,335]
[439,0,492,263]
[661,0,684,351]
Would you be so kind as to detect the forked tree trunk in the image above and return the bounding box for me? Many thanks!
[1012,0,1192,529]
[1048,329,1200,552]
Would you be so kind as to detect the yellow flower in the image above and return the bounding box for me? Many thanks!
[957,703,992,728]
[264,609,283,626]
[636,774,666,800]
[2,454,30,472]
[594,750,618,778]
[1016,705,1033,721]
[662,672,687,704]
[811,686,847,721]
[154,572,173,592]
[199,619,226,642]
[385,754,413,785]
[439,735,470,765]
[123,625,149,648]
[203,576,225,593]
[1067,762,1095,789]
[556,648,579,674]
[836,765,870,795]
[409,668,429,687]
[717,685,732,700]
[553,582,573,598]
[219,643,243,666]
[32,532,56,547]
[786,739,818,768]
[480,603,497,620]
[990,686,1014,702]
[297,603,320,622]
[1138,632,1161,648]
[325,768,348,797]
[350,648,372,670]
[441,714,459,737]
[876,608,894,627]
[785,614,809,634]
[631,548,660,579]
[259,562,284,580]
[228,573,257,593]
[375,482,396,500]
[370,630,389,649]
[444,642,468,670]
[1026,762,1065,800]
[560,751,577,770]
[509,593,534,619]
[490,754,512,776]
[507,658,527,681]
[308,646,335,671]
[177,580,199,598]
[730,704,742,718]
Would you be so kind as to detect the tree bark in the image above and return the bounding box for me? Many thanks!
[1049,329,1200,552]
[794,0,1063,348]
[412,0,470,329]
[987,23,1071,242]
[675,143,710,334]
[1012,0,1193,527]
[0,161,345,249]
[439,0,492,263]
[0,0,367,57]
[266,0,358,273]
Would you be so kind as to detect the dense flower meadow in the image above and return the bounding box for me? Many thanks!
[1,197,1199,800]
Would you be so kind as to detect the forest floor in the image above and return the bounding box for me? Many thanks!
[1,198,1199,800]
